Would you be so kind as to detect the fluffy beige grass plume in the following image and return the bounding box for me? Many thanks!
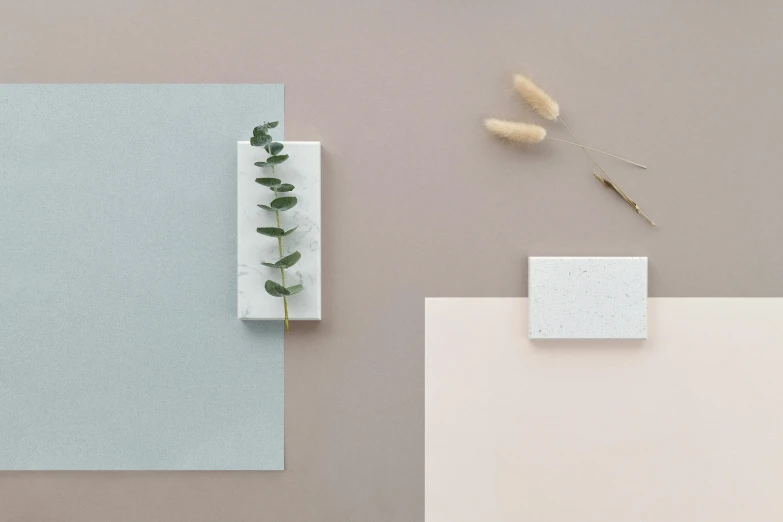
[484,118,546,144]
[513,74,560,120]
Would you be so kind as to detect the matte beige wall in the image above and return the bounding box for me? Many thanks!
[427,298,783,521]
[2,1,783,520]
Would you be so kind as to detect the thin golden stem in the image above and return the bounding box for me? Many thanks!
[558,117,656,226]
[546,137,646,169]
[593,173,656,226]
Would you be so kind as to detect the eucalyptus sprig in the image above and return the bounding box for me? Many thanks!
[251,121,304,333]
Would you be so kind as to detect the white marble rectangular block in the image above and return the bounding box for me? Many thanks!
[528,256,647,340]
[238,141,321,320]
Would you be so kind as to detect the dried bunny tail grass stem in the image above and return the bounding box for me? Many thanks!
[513,74,560,121]
[508,72,653,223]
[557,117,655,226]
[512,73,645,169]
[546,137,647,169]
[485,118,646,168]
[484,118,546,144]
[594,173,656,226]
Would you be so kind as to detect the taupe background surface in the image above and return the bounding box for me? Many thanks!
[1,1,782,520]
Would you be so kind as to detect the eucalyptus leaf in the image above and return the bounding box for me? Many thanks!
[260,251,301,269]
[282,226,298,237]
[266,154,289,165]
[257,204,275,211]
[264,280,290,297]
[267,142,284,155]
[250,135,271,147]
[277,251,301,268]
[267,121,279,128]
[275,183,294,192]
[270,196,297,211]
[255,177,281,187]
[286,284,304,295]
[252,125,268,137]
[254,161,268,167]
[256,227,285,237]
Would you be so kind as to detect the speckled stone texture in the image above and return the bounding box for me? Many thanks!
[528,257,647,340]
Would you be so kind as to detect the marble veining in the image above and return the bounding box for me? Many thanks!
[238,141,322,320]
[528,256,647,340]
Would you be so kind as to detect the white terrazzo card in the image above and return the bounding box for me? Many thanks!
[528,256,647,340]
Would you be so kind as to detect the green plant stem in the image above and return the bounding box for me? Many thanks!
[272,166,289,333]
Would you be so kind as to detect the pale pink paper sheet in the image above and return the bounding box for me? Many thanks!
[426,298,783,522]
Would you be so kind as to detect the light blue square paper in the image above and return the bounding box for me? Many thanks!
[0,84,285,470]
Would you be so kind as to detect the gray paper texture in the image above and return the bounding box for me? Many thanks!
[0,84,285,470]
